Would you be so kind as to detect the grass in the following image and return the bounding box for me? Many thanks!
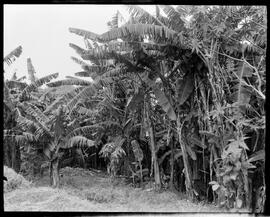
[3,166,246,212]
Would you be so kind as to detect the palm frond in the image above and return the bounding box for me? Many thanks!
[32,119,52,139]
[100,136,126,160]
[159,149,182,165]
[6,80,28,90]
[39,87,57,101]
[160,5,186,32]
[11,71,17,80]
[100,66,128,78]
[4,84,14,110]
[74,71,95,78]
[66,85,97,112]
[108,10,120,29]
[17,76,27,82]
[84,38,93,49]
[65,75,80,79]
[69,27,99,40]
[111,146,126,159]
[69,43,88,56]
[126,5,165,26]
[27,58,37,83]
[73,105,97,116]
[16,111,52,139]
[99,142,115,158]
[17,114,51,139]
[131,140,143,161]
[98,120,122,130]
[44,86,84,114]
[64,136,95,149]
[16,115,36,131]
[4,46,22,66]
[99,23,185,49]
[71,56,94,71]
[83,51,137,74]
[47,78,92,87]
[67,125,103,138]
[23,102,50,125]
[153,86,177,121]
[19,73,59,100]
[4,130,36,142]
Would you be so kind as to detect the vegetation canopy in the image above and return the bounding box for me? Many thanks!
[3,5,266,213]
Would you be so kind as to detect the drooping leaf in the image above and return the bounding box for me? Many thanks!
[27,58,37,83]
[84,37,93,49]
[24,102,50,125]
[16,115,36,131]
[153,87,176,120]
[160,5,186,32]
[231,85,251,105]
[17,76,27,82]
[74,71,95,78]
[43,146,52,160]
[66,85,97,112]
[69,43,88,56]
[186,144,197,160]
[19,73,59,100]
[74,105,96,116]
[6,80,28,90]
[69,27,99,40]
[209,181,219,185]
[131,140,143,161]
[47,78,92,87]
[66,125,103,139]
[248,150,265,162]
[189,136,207,149]
[126,88,144,112]
[44,86,84,114]
[4,46,22,66]
[212,184,220,191]
[235,62,253,77]
[176,73,194,106]
[4,84,14,110]
[71,56,95,71]
[236,198,243,208]
[99,24,179,45]
[126,5,165,26]
[4,130,36,142]
[53,106,66,139]
[64,136,95,149]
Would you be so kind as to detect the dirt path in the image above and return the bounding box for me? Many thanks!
[4,167,247,213]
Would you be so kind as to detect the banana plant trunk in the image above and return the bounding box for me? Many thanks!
[145,98,161,191]
[50,157,60,188]
[176,115,193,199]
[169,134,175,190]
[11,142,21,173]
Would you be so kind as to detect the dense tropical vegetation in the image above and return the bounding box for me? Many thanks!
[3,5,266,212]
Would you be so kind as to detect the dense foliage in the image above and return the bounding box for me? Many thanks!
[3,5,266,212]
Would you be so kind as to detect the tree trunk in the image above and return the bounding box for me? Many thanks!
[169,134,175,190]
[50,157,60,188]
[145,99,161,191]
[11,142,20,173]
[4,139,11,168]
[176,115,193,199]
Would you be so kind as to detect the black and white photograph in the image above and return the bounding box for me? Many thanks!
[3,4,266,214]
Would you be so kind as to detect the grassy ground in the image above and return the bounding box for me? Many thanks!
[4,166,249,213]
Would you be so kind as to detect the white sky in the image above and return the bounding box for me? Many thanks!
[4,4,157,81]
